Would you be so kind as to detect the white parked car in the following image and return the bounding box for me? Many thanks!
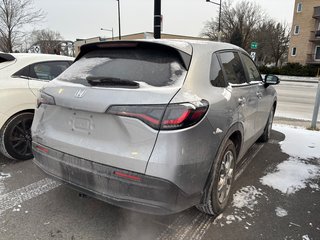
[0,52,73,160]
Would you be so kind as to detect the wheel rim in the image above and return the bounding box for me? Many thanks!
[217,150,234,204]
[8,117,33,158]
[267,109,274,139]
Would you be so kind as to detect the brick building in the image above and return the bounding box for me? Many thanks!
[288,0,320,65]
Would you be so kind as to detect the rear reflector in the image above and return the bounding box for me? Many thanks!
[107,100,209,130]
[35,145,49,153]
[114,171,142,182]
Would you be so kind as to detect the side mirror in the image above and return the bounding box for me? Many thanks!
[264,74,280,86]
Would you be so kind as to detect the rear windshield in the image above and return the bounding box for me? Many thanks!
[57,47,188,88]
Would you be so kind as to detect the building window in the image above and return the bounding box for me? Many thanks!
[291,47,297,56]
[294,25,300,35]
[297,2,302,12]
[315,46,320,60]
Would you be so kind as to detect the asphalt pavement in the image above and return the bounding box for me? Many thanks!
[0,128,319,240]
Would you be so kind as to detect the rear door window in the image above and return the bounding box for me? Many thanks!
[218,52,247,85]
[13,61,71,80]
[30,61,71,81]
[240,53,262,84]
[57,47,188,88]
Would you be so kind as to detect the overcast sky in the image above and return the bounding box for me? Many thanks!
[32,0,295,41]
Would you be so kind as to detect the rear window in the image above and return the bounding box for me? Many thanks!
[57,47,188,88]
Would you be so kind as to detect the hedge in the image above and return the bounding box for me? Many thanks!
[258,63,319,77]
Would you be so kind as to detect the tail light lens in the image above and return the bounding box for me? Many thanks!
[107,100,209,130]
[37,92,56,108]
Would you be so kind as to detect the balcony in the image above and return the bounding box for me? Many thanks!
[309,30,320,42]
[306,54,320,65]
[313,6,320,19]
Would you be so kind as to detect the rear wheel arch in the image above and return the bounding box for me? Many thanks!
[196,123,243,215]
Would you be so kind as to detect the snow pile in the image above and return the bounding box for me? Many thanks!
[302,235,311,240]
[232,186,263,210]
[261,125,320,194]
[273,125,320,159]
[0,183,4,195]
[0,172,10,195]
[260,158,320,194]
[275,207,288,217]
[0,172,11,180]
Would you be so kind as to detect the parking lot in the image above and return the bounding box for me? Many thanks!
[0,125,319,240]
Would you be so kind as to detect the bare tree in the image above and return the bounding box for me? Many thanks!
[0,0,44,52]
[30,29,63,54]
[202,0,265,50]
[267,22,290,67]
[254,20,290,66]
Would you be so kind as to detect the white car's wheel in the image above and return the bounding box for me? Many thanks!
[0,112,34,160]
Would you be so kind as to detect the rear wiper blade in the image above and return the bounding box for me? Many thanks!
[86,76,139,88]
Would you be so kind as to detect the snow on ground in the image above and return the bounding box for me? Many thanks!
[275,207,288,217]
[214,186,266,227]
[232,186,264,210]
[260,125,320,195]
[0,172,11,195]
[260,158,320,195]
[273,125,320,159]
[302,235,311,240]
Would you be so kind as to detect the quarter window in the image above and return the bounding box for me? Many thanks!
[241,54,262,83]
[210,53,226,87]
[218,52,247,85]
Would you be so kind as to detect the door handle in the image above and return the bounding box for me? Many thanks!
[238,97,246,106]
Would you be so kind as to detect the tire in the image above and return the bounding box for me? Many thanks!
[0,112,34,160]
[197,139,236,216]
[259,107,275,143]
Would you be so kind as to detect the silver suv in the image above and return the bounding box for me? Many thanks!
[32,40,279,215]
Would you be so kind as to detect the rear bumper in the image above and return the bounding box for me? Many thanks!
[32,142,200,215]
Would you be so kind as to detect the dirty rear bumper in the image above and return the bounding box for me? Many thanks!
[32,142,200,215]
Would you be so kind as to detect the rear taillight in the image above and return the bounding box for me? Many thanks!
[37,92,56,108]
[106,100,209,130]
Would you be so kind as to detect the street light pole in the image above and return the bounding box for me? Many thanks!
[206,0,222,42]
[101,28,114,40]
[116,0,121,40]
[154,0,161,39]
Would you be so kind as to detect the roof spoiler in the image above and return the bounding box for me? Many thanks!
[75,41,192,70]
[0,52,15,63]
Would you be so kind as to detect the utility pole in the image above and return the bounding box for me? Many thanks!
[117,0,121,40]
[154,0,161,39]
[206,0,222,42]
[311,70,320,129]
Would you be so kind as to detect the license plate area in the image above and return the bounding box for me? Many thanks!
[69,111,94,134]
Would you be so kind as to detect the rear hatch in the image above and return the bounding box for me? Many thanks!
[33,41,192,173]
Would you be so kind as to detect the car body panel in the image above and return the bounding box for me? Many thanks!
[0,53,73,130]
